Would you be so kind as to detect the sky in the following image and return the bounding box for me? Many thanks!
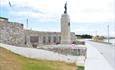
[0,0,115,37]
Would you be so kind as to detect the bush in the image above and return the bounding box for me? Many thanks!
[93,35,105,41]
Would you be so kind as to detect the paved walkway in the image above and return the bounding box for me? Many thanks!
[85,41,114,70]
[87,41,115,69]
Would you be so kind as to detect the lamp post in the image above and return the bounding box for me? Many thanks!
[107,25,110,43]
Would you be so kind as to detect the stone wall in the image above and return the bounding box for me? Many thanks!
[0,18,76,47]
[39,47,87,56]
[25,30,76,47]
[0,19,25,46]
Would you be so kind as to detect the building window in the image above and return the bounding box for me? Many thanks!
[68,22,70,26]
[25,35,26,45]
[48,36,51,43]
[43,36,46,44]
[59,36,61,43]
[53,36,56,43]
[21,24,23,27]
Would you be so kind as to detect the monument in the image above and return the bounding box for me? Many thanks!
[61,2,71,44]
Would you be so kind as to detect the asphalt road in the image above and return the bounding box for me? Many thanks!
[86,41,115,69]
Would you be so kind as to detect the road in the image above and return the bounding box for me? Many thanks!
[86,41,115,69]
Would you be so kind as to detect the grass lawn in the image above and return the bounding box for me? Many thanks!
[77,66,84,70]
[0,47,77,70]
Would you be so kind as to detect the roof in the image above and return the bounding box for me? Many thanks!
[0,16,8,20]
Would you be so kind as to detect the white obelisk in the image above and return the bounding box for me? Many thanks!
[61,2,71,44]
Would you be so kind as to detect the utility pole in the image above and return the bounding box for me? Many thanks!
[107,25,110,43]
[26,18,28,29]
[26,1,29,29]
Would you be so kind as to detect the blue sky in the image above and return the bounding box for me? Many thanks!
[0,0,114,37]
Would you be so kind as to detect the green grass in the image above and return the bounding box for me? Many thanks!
[77,66,84,70]
[0,47,76,70]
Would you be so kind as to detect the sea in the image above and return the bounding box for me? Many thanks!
[104,39,115,46]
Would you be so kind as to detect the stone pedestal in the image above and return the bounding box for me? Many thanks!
[61,14,71,44]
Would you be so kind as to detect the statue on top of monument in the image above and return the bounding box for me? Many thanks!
[64,2,67,14]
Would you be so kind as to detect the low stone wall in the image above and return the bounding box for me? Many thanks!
[38,45,87,66]
[0,43,81,63]
[38,45,87,57]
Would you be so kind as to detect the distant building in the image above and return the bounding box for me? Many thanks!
[0,18,76,47]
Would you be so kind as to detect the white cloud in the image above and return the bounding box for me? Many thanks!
[1,0,114,23]
[1,0,114,36]
[68,0,114,23]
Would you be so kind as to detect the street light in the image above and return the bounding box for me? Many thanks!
[107,25,110,43]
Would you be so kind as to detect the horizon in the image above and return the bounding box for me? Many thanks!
[0,0,114,37]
